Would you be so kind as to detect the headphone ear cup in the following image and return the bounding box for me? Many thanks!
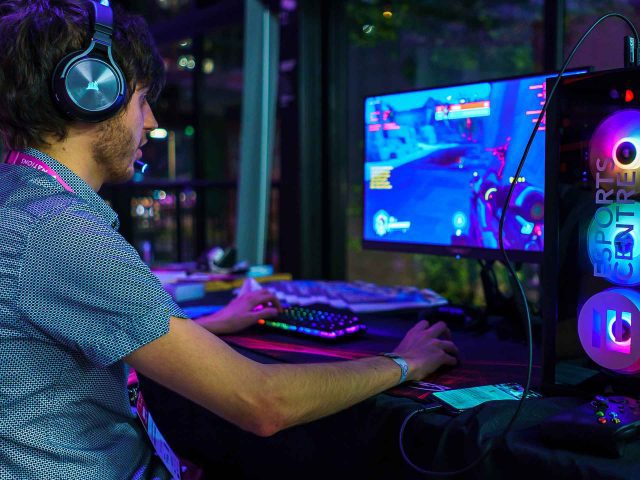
[51,50,126,123]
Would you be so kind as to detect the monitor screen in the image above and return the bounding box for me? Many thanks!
[362,70,587,262]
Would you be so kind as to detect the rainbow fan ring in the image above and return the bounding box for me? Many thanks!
[589,109,640,193]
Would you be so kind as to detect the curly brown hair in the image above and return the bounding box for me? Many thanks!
[0,0,165,150]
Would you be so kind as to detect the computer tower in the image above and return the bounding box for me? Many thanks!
[543,68,640,395]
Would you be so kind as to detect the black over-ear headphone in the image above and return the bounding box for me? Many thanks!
[51,0,126,122]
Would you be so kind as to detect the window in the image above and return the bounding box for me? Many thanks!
[343,0,545,303]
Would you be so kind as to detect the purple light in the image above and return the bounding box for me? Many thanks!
[578,288,640,373]
[589,110,640,192]
[607,309,631,351]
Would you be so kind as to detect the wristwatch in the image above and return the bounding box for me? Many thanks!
[380,352,409,385]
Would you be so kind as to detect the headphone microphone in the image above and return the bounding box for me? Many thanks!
[134,160,148,173]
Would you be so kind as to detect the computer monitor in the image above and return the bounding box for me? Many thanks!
[362,70,587,263]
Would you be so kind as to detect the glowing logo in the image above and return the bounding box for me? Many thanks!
[86,81,99,91]
[587,202,640,285]
[374,210,390,236]
[373,209,411,237]
[578,288,640,373]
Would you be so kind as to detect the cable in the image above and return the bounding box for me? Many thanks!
[399,12,639,478]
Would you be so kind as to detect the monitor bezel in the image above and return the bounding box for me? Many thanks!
[361,68,590,264]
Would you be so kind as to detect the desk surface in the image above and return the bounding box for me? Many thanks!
[224,329,640,479]
[148,294,639,479]
[221,309,541,402]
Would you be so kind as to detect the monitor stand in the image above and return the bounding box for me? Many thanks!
[479,259,530,340]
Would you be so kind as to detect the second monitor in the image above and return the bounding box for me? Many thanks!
[362,70,586,263]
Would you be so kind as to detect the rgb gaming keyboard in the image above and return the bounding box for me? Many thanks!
[258,305,366,340]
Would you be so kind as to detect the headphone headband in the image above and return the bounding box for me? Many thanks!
[92,1,114,46]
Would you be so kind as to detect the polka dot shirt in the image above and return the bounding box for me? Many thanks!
[0,148,185,479]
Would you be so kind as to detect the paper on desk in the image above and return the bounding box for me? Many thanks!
[238,277,263,295]
[151,270,189,285]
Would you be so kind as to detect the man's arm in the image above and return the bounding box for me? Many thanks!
[125,316,457,437]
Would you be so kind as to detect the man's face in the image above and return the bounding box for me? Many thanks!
[92,87,157,183]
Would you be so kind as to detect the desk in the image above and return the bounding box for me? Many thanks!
[182,292,542,392]
[139,295,640,479]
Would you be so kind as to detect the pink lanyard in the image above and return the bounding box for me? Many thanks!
[6,151,74,193]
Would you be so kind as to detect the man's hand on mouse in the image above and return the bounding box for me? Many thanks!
[392,320,459,381]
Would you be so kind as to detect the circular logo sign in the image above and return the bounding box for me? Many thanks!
[587,202,640,285]
[578,288,640,374]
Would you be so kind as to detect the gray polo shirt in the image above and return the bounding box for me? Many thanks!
[0,148,185,479]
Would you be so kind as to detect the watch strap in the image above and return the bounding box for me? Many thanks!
[380,352,409,385]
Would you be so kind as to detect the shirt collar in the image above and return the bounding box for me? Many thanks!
[23,148,120,230]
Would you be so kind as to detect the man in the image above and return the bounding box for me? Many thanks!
[0,1,458,479]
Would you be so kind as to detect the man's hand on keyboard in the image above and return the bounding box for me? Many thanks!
[196,290,282,335]
[393,320,459,381]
